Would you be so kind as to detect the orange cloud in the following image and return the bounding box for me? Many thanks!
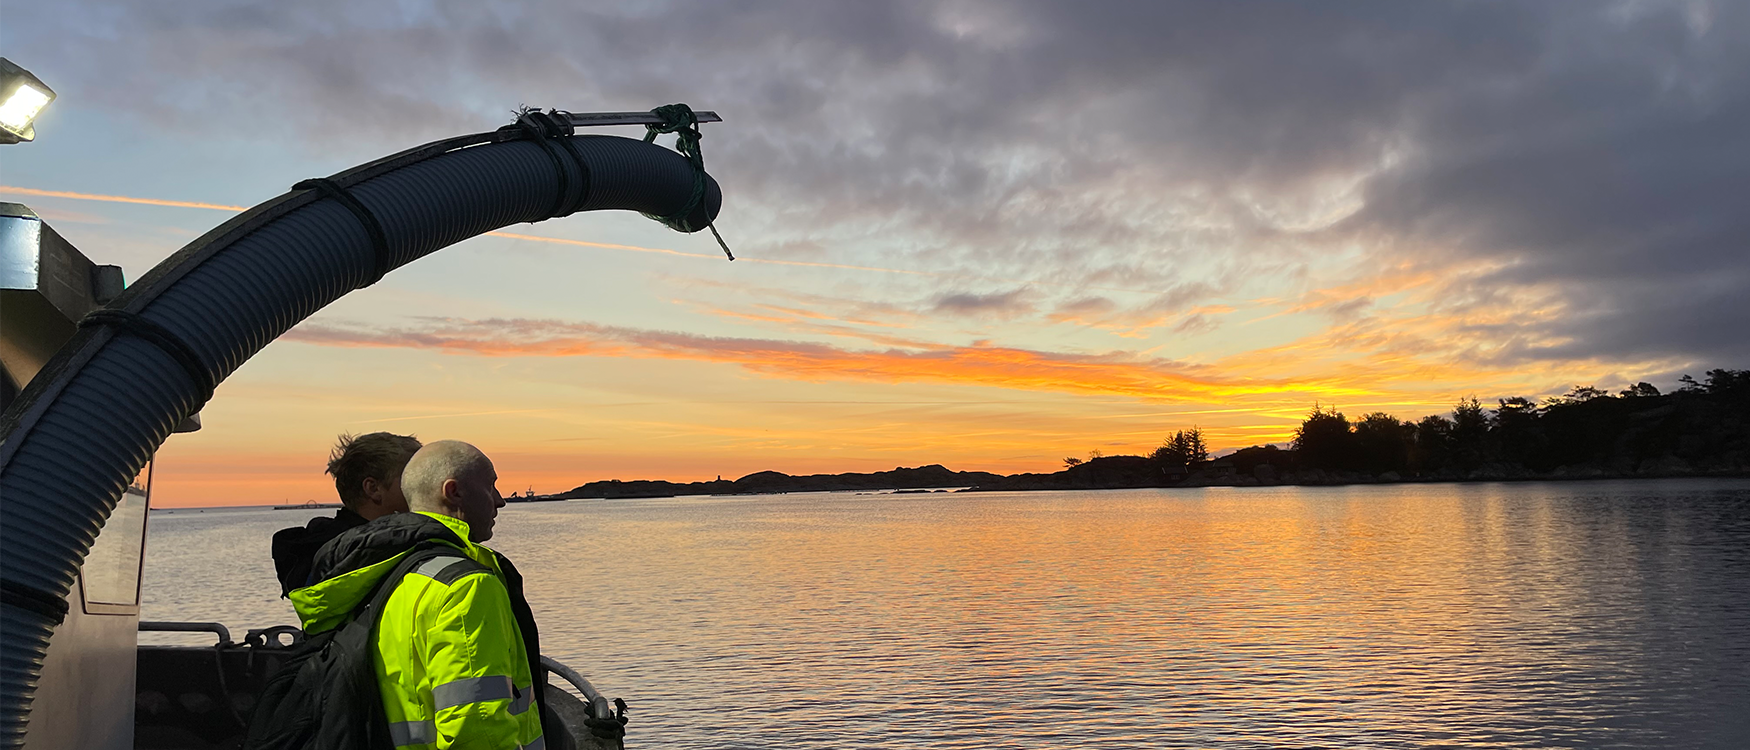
[284,317,1370,404]
[13,182,1684,487]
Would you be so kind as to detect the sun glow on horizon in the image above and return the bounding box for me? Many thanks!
[4,184,1693,508]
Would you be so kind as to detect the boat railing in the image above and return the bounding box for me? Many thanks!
[134,621,623,748]
[139,620,234,646]
[540,655,621,721]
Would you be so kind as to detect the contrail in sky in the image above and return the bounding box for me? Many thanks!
[0,185,1180,293]
[0,186,250,211]
[352,408,550,424]
[488,231,934,276]
[0,185,930,276]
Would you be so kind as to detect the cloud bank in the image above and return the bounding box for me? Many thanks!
[10,0,1748,370]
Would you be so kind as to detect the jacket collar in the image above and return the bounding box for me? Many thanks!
[291,511,496,633]
[418,512,504,572]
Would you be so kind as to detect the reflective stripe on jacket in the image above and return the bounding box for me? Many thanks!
[292,512,544,750]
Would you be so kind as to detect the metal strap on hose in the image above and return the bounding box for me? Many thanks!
[291,177,393,287]
[0,578,69,625]
[77,309,215,406]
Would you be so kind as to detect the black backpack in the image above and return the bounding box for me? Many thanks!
[243,543,485,750]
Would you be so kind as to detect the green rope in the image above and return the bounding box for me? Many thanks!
[642,103,734,261]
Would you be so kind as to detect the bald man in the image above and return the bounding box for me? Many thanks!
[402,440,506,542]
[289,441,575,750]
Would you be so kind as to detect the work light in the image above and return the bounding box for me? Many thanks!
[0,58,55,144]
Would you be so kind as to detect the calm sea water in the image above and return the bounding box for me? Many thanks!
[143,479,1750,749]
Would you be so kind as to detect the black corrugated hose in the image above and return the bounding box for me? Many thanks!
[0,111,721,744]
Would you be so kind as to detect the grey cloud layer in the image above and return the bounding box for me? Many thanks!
[10,0,1748,364]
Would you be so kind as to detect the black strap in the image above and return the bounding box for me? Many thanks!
[510,109,590,219]
[78,308,216,405]
[292,177,393,287]
[0,577,71,625]
[351,543,454,626]
[554,135,593,218]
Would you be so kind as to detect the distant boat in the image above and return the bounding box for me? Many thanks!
[272,500,343,510]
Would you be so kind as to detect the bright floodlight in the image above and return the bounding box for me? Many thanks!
[0,58,55,144]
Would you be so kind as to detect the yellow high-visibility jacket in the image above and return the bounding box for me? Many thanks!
[292,512,545,750]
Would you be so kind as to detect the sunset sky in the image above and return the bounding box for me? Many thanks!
[5,2,1747,506]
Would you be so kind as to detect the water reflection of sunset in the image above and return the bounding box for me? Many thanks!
[316,481,1745,747]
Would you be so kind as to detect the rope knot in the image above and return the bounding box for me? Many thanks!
[515,107,574,139]
[641,103,733,260]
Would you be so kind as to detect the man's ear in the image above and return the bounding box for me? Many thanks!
[360,476,383,506]
[440,477,462,504]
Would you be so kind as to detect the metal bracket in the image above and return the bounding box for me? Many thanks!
[244,625,306,649]
[561,111,722,128]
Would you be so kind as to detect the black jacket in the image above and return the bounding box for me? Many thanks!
[271,507,368,597]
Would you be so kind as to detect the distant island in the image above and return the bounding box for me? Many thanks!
[522,368,1750,500]
[536,464,1006,500]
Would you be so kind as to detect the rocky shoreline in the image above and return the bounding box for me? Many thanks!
[964,456,1748,491]
[541,464,1004,499]
[957,452,1748,492]
[529,456,1747,501]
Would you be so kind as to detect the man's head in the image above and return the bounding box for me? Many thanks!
[401,440,504,542]
[325,432,422,520]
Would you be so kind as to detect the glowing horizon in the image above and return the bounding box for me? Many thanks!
[2,182,1697,507]
[3,183,1680,506]
[6,0,1736,508]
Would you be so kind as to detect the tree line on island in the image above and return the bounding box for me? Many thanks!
[528,368,1748,500]
[1032,367,1749,490]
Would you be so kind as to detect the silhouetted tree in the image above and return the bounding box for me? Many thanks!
[1697,369,1750,399]
[1063,457,1083,468]
[1354,413,1411,474]
[1223,367,1747,483]
[1294,406,1358,471]
[1497,396,1537,415]
[1412,415,1454,474]
[1152,428,1210,469]
[1672,369,1750,396]
[1538,391,1634,469]
[1451,397,1491,470]
[1183,428,1210,464]
[1148,444,1177,467]
[1492,396,1545,467]
[1620,382,1661,398]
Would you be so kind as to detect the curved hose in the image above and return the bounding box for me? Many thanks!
[0,128,720,744]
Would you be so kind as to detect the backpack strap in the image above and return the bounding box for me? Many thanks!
[245,543,494,750]
[407,553,490,587]
[353,542,485,626]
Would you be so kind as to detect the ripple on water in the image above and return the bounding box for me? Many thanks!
[144,479,1750,748]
